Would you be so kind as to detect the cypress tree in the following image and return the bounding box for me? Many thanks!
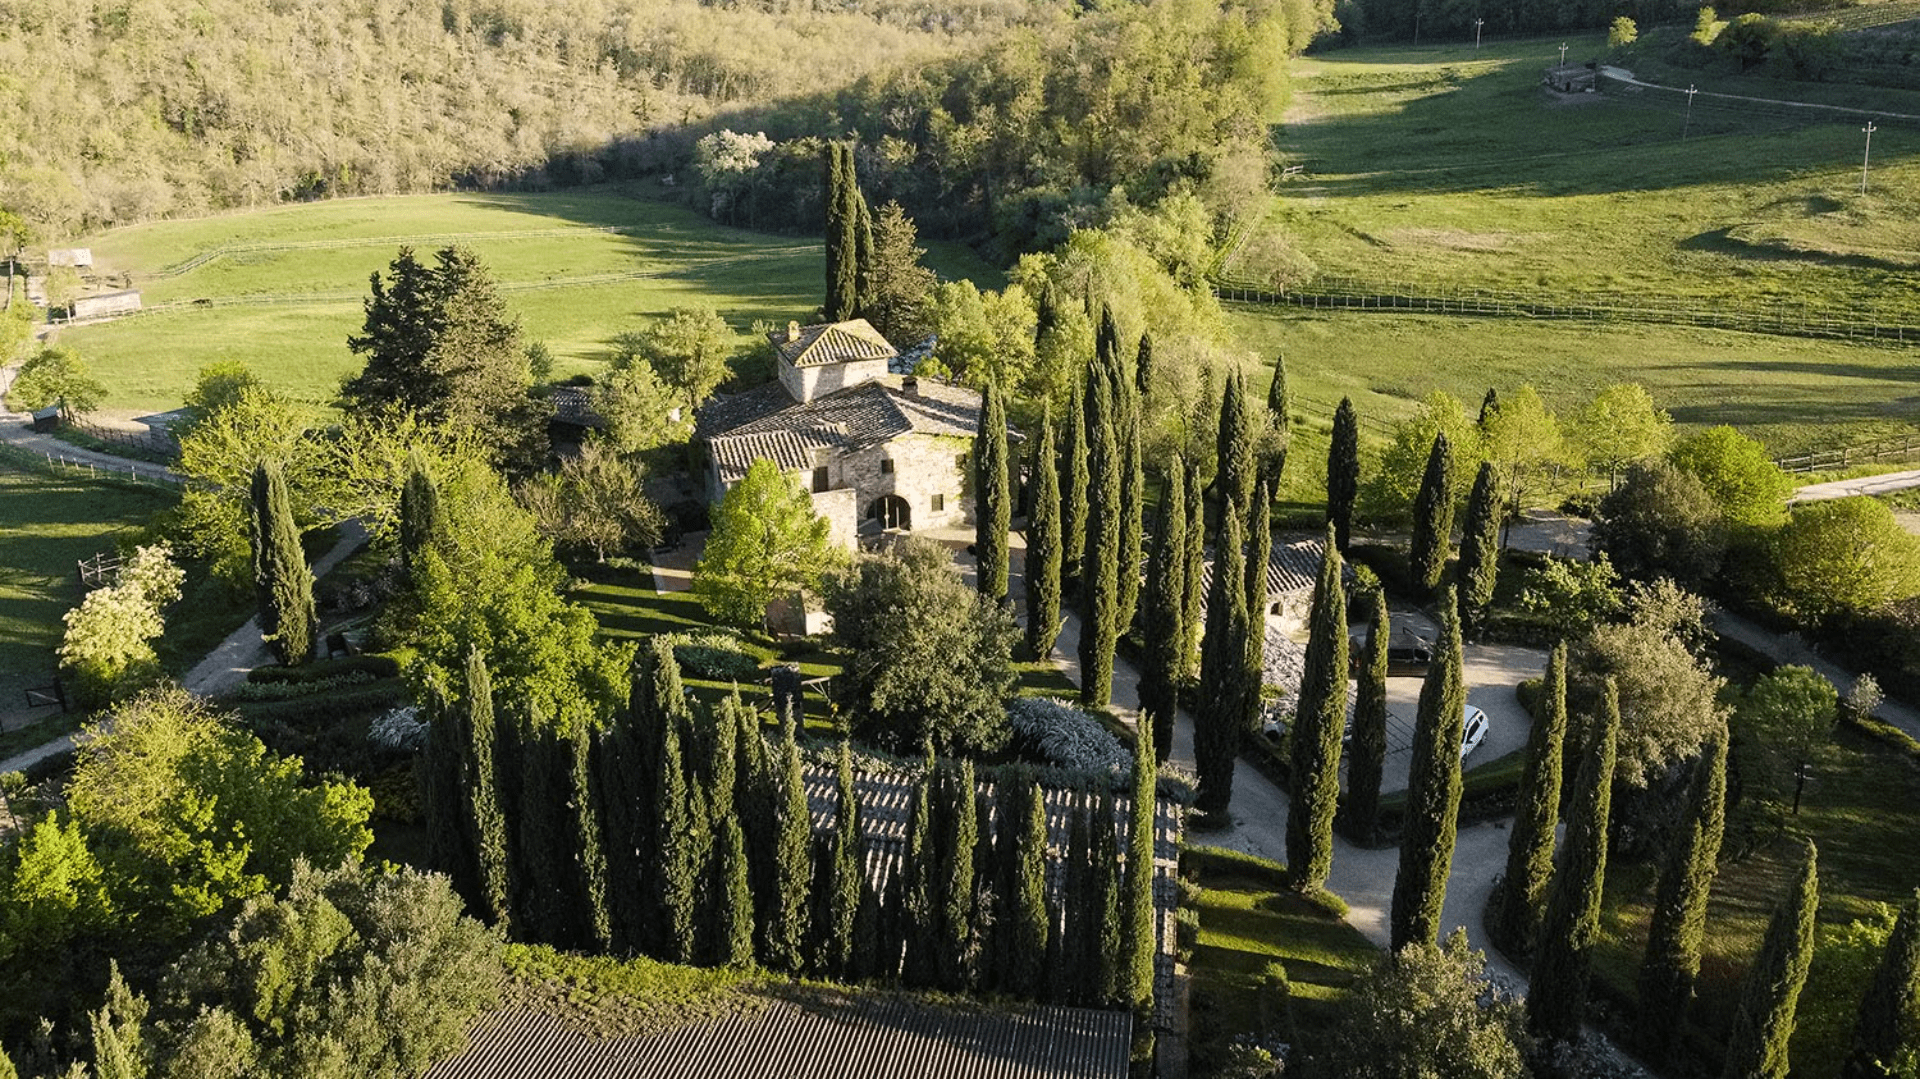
[1346,587,1389,842]
[1849,889,1920,1077]
[1216,369,1256,517]
[904,763,939,986]
[461,649,512,931]
[1326,397,1360,552]
[1527,679,1620,1045]
[1061,378,1089,579]
[1123,751,1158,1016]
[1458,461,1502,635]
[1287,523,1348,892]
[1010,774,1050,999]
[598,653,657,952]
[1061,798,1094,1004]
[853,870,883,982]
[1079,365,1121,708]
[249,459,316,666]
[1092,789,1123,1006]
[1724,841,1820,1079]
[653,720,696,961]
[1195,512,1250,821]
[768,727,812,972]
[715,814,756,968]
[569,723,612,952]
[1639,733,1728,1064]
[975,381,1011,601]
[1390,588,1466,950]
[1118,369,1145,631]
[423,685,471,904]
[823,742,863,977]
[1243,481,1272,738]
[1264,352,1292,489]
[1492,639,1569,956]
[397,448,444,571]
[853,183,875,318]
[940,759,979,990]
[1136,332,1155,400]
[1026,405,1064,660]
[705,694,739,823]
[1409,431,1455,601]
[1139,463,1187,762]
[1180,459,1207,683]
[516,723,577,945]
[1479,386,1500,425]
[824,143,860,322]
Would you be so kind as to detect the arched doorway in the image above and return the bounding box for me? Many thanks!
[867,494,911,531]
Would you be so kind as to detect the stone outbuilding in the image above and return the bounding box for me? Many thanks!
[695,319,980,548]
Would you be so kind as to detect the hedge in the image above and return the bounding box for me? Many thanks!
[233,678,409,726]
[247,654,402,684]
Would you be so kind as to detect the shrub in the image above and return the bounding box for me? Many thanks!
[226,670,378,701]
[666,632,763,682]
[1006,697,1130,775]
[369,705,428,752]
[1517,554,1624,638]
[247,654,403,684]
[233,679,409,727]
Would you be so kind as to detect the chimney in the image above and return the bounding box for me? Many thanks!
[901,375,919,397]
[787,320,800,343]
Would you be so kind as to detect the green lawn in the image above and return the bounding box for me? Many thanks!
[58,185,997,414]
[1592,722,1920,1075]
[0,456,176,722]
[1184,845,1380,1074]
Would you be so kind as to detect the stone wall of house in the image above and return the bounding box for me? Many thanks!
[811,486,860,550]
[778,356,889,404]
[834,432,971,533]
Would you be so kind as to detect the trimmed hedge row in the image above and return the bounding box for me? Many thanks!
[233,678,409,726]
[247,654,401,684]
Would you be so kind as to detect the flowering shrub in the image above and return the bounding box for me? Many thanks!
[1006,697,1129,775]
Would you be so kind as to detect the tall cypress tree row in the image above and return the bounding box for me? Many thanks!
[462,648,513,931]
[1123,751,1158,1015]
[1092,789,1123,1006]
[715,814,756,968]
[1527,679,1620,1045]
[1849,888,1920,1077]
[1457,461,1501,635]
[1263,352,1291,489]
[1139,463,1187,762]
[823,742,863,977]
[940,759,979,990]
[423,686,470,905]
[904,763,939,986]
[397,448,445,571]
[516,723,578,946]
[1286,524,1348,893]
[1060,799,1093,1004]
[653,720,697,962]
[1079,365,1121,708]
[1639,733,1728,1064]
[249,459,316,666]
[1216,368,1256,519]
[1195,512,1250,820]
[1061,378,1089,580]
[1011,775,1050,999]
[823,143,861,322]
[705,694,739,823]
[1026,406,1063,660]
[598,652,659,952]
[1725,841,1821,1079]
[1242,481,1272,738]
[1180,460,1207,683]
[1345,587,1389,842]
[768,726,812,972]
[569,724,612,952]
[1108,312,1145,632]
[1326,397,1360,552]
[1492,639,1569,956]
[1390,588,1466,951]
[1409,431,1455,601]
[974,381,1011,601]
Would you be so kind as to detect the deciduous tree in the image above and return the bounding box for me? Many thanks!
[1670,425,1792,528]
[694,458,836,630]
[6,343,106,417]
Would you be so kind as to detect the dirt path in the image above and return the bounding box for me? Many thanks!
[1599,65,1920,123]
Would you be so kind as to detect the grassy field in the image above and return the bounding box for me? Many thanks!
[1591,722,1920,1075]
[56,185,1000,414]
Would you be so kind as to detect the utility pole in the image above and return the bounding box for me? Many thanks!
[1474,18,1484,50]
[1862,121,1877,194]
[1558,42,1568,65]
[1683,84,1698,139]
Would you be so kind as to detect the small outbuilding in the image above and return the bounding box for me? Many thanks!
[69,290,141,319]
[46,248,92,270]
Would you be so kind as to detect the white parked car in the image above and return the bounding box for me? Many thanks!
[1461,704,1489,759]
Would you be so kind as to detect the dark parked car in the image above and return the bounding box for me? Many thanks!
[1350,628,1434,676]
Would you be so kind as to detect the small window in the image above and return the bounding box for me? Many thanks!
[812,466,830,493]
[931,493,945,512]
[881,459,895,474]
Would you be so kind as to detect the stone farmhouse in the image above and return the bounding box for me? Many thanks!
[694,319,981,548]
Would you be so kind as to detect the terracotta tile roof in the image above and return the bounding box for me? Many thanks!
[703,377,981,484]
[694,381,793,441]
[1197,532,1347,606]
[769,319,896,368]
[549,386,605,429]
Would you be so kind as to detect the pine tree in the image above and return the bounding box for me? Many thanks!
[249,459,316,666]
[1011,774,1050,999]
[1390,588,1466,951]
[1092,789,1123,1006]
[1264,352,1292,489]
[975,381,1011,601]
[89,961,150,1080]
[1346,587,1389,842]
[1287,523,1348,892]
[768,726,812,972]
[1139,463,1187,762]
[1123,751,1159,1016]
[570,723,612,952]
[1326,397,1360,552]
[823,143,861,322]
[1724,841,1820,1079]
[1180,459,1207,683]
[1458,461,1501,635]
[1195,512,1250,820]
[398,449,445,571]
[1079,364,1122,708]
[716,814,756,968]
[1216,368,1257,517]
[1061,377,1089,579]
[1409,431,1455,600]
[340,246,445,416]
[653,720,696,961]
[1527,679,1620,1045]
[1243,481,1272,738]
[1026,405,1063,660]
[1849,889,1920,1077]
[823,742,863,977]
[1492,639,1569,957]
[1639,733,1728,1064]
[941,759,978,990]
